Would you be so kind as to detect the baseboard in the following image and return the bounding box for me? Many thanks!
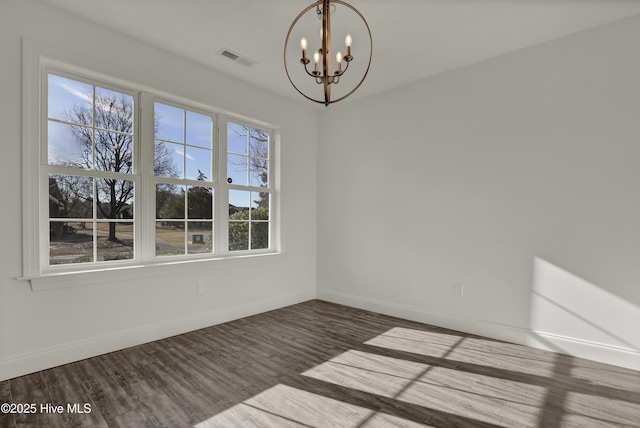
[0,290,315,381]
[317,289,639,371]
[525,331,640,371]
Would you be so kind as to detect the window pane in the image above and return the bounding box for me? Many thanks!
[188,186,212,219]
[156,184,185,219]
[49,174,93,219]
[186,111,212,149]
[155,141,183,178]
[229,221,249,251]
[250,157,268,187]
[48,74,92,123]
[227,154,248,185]
[251,192,269,221]
[156,221,185,256]
[94,130,133,173]
[251,222,269,250]
[155,102,184,143]
[49,221,93,264]
[97,179,134,220]
[48,121,90,167]
[94,87,134,133]
[185,146,212,181]
[227,122,247,154]
[96,222,134,261]
[249,128,269,160]
[188,221,212,254]
[229,190,250,216]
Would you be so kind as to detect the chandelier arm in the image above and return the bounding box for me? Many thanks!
[335,60,350,77]
[302,63,322,78]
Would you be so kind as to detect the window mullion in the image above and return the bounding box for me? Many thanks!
[183,112,189,256]
[38,171,49,273]
[139,92,155,263]
[217,116,229,256]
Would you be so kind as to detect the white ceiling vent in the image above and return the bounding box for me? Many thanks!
[216,48,257,67]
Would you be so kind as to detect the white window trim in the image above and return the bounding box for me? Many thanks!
[20,39,281,291]
[22,253,286,292]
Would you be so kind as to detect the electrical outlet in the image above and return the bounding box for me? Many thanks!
[452,282,464,298]
[197,282,206,295]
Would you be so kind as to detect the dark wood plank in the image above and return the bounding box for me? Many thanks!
[74,357,137,421]
[127,380,191,428]
[41,364,109,428]
[0,379,16,428]
[10,372,64,428]
[104,409,156,428]
[98,351,146,389]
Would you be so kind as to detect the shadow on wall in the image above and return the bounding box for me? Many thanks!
[528,257,640,363]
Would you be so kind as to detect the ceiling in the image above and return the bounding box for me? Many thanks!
[40,0,640,107]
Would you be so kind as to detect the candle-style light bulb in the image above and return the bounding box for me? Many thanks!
[300,37,308,61]
[313,50,320,73]
[345,34,352,57]
[336,50,343,73]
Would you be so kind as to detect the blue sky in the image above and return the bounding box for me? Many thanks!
[154,101,213,181]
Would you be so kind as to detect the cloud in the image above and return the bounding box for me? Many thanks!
[53,77,92,104]
[175,148,196,161]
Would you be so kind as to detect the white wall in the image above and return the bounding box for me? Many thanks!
[0,0,317,380]
[317,15,640,369]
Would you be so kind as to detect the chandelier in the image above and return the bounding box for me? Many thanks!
[284,0,372,106]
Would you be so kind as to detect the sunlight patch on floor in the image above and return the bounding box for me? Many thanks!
[563,391,640,427]
[302,348,546,426]
[194,383,433,427]
[364,326,557,377]
[569,362,640,392]
[364,327,465,358]
[445,339,557,377]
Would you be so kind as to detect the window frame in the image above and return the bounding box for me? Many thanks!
[21,46,279,288]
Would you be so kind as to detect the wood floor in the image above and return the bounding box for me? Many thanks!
[1,300,639,428]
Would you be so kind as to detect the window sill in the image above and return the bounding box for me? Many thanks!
[18,252,285,292]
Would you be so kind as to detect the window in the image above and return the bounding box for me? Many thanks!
[47,74,137,265]
[153,102,215,257]
[227,122,271,251]
[31,68,276,276]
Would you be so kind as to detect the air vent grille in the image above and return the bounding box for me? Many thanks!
[221,50,239,61]
[216,48,257,67]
